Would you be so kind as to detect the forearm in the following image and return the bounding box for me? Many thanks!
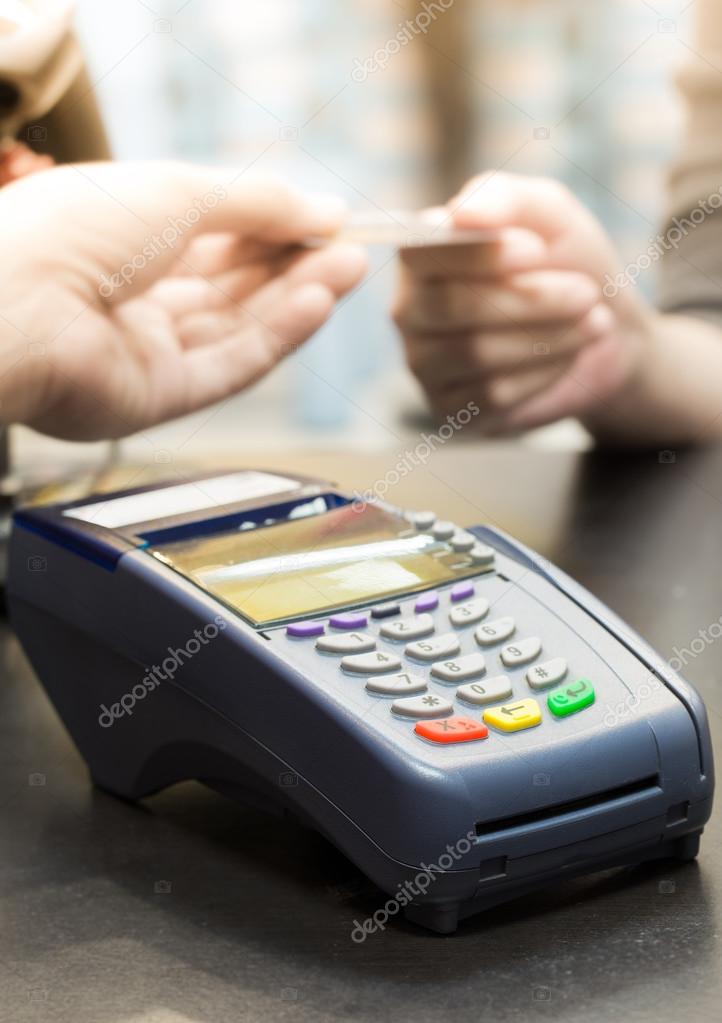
[583,0,722,446]
[581,310,722,446]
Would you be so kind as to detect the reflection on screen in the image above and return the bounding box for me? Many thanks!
[148,504,477,626]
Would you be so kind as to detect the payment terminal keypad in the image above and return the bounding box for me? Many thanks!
[278,526,605,750]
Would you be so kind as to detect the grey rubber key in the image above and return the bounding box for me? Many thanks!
[405,632,461,662]
[469,543,495,566]
[475,616,515,646]
[391,693,454,719]
[316,632,376,654]
[341,650,402,675]
[450,530,477,552]
[379,613,434,642]
[449,598,490,628]
[431,520,456,541]
[407,510,436,531]
[365,672,427,696]
[431,652,486,683]
[457,675,513,706]
[500,637,542,667]
[526,657,568,690]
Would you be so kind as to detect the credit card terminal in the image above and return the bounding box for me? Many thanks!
[6,469,714,933]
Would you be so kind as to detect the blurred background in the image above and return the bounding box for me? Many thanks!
[13,0,694,472]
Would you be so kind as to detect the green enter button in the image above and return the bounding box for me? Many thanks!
[547,679,595,718]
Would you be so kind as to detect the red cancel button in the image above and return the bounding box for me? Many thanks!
[415,716,489,744]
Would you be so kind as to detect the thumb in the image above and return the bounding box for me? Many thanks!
[176,164,348,243]
[77,161,348,301]
[449,172,574,241]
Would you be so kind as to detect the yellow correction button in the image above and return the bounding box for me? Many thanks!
[483,697,542,733]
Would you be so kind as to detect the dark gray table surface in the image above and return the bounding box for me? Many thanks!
[1,444,720,1023]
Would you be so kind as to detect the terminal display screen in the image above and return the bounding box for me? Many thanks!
[148,503,476,626]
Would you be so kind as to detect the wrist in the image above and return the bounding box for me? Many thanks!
[580,305,722,446]
[577,298,660,441]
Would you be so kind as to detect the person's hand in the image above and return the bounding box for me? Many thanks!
[393,172,655,433]
[0,161,367,439]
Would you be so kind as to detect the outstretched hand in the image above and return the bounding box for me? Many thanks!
[0,161,367,439]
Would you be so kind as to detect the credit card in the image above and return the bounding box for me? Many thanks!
[308,211,498,248]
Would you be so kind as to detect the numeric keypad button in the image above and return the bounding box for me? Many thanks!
[366,672,427,696]
[475,617,515,646]
[391,694,454,719]
[500,637,542,667]
[405,632,461,662]
[316,632,376,654]
[526,657,567,690]
[457,675,513,706]
[449,598,489,628]
[341,650,402,675]
[431,653,486,683]
[379,613,434,642]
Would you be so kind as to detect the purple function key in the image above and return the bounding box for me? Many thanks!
[286,621,325,638]
[415,591,439,613]
[329,612,368,630]
[450,581,475,603]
